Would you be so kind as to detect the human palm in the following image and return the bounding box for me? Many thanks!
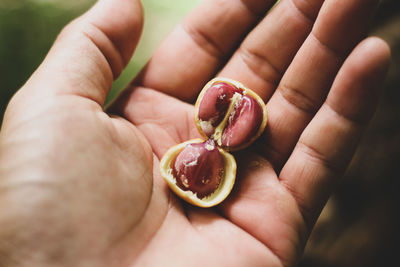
[0,0,390,266]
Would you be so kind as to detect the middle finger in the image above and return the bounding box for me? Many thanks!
[219,0,325,100]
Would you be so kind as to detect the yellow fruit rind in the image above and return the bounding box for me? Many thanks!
[194,77,268,151]
[159,139,237,208]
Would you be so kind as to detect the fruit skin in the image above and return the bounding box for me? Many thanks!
[159,139,236,208]
[172,139,224,198]
[197,82,242,136]
[221,95,264,147]
[194,77,268,151]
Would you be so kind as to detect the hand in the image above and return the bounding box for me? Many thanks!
[0,0,390,266]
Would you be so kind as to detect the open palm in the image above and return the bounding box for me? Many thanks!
[0,0,390,266]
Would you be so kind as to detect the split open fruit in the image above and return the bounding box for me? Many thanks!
[160,78,267,207]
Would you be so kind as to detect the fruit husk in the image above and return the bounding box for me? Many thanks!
[159,139,237,207]
[194,77,268,151]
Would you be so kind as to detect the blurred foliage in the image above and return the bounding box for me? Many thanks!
[0,0,93,120]
[0,0,199,121]
[107,0,201,103]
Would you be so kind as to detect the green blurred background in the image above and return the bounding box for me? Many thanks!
[0,0,399,266]
[0,0,200,114]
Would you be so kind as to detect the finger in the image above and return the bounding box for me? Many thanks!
[219,0,325,100]
[131,0,277,102]
[20,0,143,106]
[261,0,381,170]
[279,37,390,227]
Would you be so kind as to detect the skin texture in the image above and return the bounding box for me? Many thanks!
[0,0,391,266]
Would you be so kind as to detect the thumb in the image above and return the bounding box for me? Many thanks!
[21,0,143,106]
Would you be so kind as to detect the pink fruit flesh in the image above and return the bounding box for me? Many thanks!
[172,140,224,198]
[198,82,242,136]
[221,96,263,147]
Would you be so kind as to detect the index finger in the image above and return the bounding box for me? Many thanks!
[131,0,277,102]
